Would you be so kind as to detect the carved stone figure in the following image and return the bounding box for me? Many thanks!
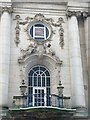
[19,42,37,60]
[45,43,55,56]
[36,44,46,58]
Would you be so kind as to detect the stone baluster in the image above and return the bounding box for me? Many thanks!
[67,11,86,110]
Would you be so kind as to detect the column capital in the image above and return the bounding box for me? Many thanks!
[1,2,13,13]
[83,11,89,19]
[1,7,13,13]
[66,10,82,18]
[66,10,90,19]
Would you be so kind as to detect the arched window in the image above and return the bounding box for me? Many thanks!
[28,65,51,107]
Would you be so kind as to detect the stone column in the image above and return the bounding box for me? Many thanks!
[67,11,86,109]
[0,7,12,108]
[83,12,89,65]
[83,12,90,116]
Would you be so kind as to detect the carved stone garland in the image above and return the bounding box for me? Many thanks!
[13,15,22,46]
[14,13,65,48]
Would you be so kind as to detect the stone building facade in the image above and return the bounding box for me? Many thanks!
[0,0,90,120]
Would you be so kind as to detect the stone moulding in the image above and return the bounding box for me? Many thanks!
[18,53,63,66]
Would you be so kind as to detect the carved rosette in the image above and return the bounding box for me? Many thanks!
[13,15,22,46]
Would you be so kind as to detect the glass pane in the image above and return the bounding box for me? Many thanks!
[35,24,44,27]
[46,77,50,86]
[28,87,33,106]
[30,26,33,38]
[42,73,45,77]
[34,73,37,76]
[35,89,37,93]
[38,76,41,87]
[45,70,50,76]
[36,70,39,74]
[40,71,43,74]
[47,88,50,95]
[46,27,49,38]
[42,77,45,87]
[40,66,46,72]
[28,77,32,86]
[28,87,33,94]
[28,70,33,76]
[34,77,37,86]
[33,66,39,71]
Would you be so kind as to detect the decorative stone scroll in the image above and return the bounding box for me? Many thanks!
[13,15,22,46]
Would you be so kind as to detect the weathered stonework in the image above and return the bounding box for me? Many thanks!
[0,0,89,120]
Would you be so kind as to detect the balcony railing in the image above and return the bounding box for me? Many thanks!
[13,94,70,109]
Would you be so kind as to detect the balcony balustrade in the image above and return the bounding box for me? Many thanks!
[13,94,70,109]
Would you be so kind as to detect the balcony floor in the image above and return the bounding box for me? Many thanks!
[2,106,77,120]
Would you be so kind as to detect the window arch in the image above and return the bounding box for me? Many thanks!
[28,65,51,107]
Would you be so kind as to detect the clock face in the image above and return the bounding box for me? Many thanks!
[28,22,51,41]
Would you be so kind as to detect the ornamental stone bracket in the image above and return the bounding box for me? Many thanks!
[18,42,62,65]
[18,13,65,49]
